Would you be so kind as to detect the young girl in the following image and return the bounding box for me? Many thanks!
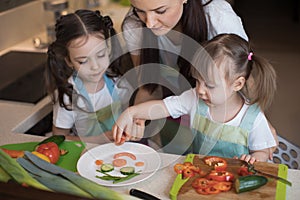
[113,33,277,163]
[45,10,131,144]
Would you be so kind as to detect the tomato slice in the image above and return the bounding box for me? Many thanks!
[203,156,228,171]
[213,181,232,192]
[206,170,234,182]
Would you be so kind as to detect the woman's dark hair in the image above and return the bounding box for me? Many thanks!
[45,9,124,110]
[125,0,212,95]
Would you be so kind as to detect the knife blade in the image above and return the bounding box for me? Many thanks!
[252,168,292,186]
[129,189,160,200]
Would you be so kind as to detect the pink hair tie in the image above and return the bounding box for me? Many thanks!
[248,52,253,61]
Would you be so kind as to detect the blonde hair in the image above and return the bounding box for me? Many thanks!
[191,33,277,111]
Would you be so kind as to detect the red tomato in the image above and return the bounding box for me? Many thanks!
[203,156,228,171]
[206,170,234,182]
[36,142,60,164]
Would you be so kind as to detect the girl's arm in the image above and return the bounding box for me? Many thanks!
[113,100,170,145]
[53,126,114,144]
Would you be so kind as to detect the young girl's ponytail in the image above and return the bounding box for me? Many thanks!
[245,53,277,111]
[45,42,73,110]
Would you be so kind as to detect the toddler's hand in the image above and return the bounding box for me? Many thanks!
[238,154,258,165]
[233,154,258,165]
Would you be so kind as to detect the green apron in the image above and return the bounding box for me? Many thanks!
[191,99,260,158]
[73,74,120,136]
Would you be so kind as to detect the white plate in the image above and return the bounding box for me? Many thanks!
[77,142,161,187]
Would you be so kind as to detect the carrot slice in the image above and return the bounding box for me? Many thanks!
[135,161,145,167]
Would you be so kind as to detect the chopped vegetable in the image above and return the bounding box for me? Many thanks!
[120,167,135,175]
[213,181,232,192]
[95,159,103,166]
[203,156,227,171]
[31,151,51,163]
[96,170,140,184]
[235,175,268,193]
[174,162,200,179]
[36,142,60,164]
[101,164,114,172]
[206,170,234,182]
[237,165,254,176]
[0,148,24,158]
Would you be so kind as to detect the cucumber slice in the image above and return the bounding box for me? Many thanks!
[235,175,268,193]
[120,167,135,175]
[101,164,114,172]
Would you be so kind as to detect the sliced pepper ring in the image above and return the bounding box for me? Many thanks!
[203,156,227,171]
[206,170,235,182]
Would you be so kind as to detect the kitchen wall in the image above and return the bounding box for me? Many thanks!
[234,0,300,148]
[0,0,44,51]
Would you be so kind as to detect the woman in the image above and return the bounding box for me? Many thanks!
[121,0,277,157]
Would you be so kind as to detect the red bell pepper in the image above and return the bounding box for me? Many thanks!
[203,156,228,171]
[206,170,235,182]
[36,142,60,164]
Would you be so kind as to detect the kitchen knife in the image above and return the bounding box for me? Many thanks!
[129,189,160,200]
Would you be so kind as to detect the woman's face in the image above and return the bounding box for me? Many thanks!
[131,0,185,36]
[66,35,109,86]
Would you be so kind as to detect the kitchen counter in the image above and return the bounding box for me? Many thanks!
[0,133,299,200]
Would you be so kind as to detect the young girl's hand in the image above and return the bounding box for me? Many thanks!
[112,108,145,145]
[234,154,258,165]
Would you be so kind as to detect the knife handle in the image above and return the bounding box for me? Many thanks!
[129,188,160,200]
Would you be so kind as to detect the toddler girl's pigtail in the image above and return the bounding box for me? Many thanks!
[247,51,277,111]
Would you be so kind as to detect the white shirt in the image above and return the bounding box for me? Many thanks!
[53,78,112,130]
[122,0,248,56]
[52,76,132,135]
[163,89,277,151]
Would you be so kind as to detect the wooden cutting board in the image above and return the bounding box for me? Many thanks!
[170,154,288,200]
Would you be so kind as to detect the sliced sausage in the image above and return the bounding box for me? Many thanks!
[113,158,127,167]
[113,152,136,160]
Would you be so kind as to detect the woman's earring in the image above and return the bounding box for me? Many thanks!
[183,0,188,4]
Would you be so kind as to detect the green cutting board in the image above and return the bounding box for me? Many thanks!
[0,141,85,172]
